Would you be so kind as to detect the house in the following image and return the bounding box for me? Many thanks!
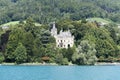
[51,22,74,48]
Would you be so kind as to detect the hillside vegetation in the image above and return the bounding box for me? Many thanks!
[1,21,41,27]
[0,0,120,65]
[0,18,120,65]
[0,0,120,24]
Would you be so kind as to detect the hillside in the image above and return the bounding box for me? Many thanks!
[1,21,41,27]
[86,18,113,24]
[0,17,120,65]
[0,0,120,24]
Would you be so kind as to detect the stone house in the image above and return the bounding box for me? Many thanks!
[51,22,74,48]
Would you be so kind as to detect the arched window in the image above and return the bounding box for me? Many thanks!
[68,44,70,48]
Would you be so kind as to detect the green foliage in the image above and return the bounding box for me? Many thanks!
[0,52,4,63]
[5,28,25,62]
[1,16,120,65]
[1,0,120,24]
[55,53,69,65]
[72,40,97,65]
[22,32,34,57]
[13,43,27,64]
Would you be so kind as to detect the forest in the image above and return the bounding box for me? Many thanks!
[0,0,120,65]
[0,18,120,65]
[0,0,120,24]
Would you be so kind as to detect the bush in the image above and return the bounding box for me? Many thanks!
[62,58,69,65]
[0,53,4,63]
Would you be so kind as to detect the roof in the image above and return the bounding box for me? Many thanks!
[41,56,50,61]
[57,30,73,38]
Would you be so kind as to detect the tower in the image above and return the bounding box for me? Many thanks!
[51,22,57,36]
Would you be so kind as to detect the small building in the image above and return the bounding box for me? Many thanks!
[41,56,50,63]
[51,22,74,48]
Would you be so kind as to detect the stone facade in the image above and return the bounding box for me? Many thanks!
[51,22,74,48]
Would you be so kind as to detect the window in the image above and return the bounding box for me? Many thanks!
[68,44,70,48]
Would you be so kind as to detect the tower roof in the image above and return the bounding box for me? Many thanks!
[51,22,57,31]
[52,21,56,29]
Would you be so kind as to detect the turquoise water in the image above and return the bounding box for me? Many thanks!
[0,65,120,80]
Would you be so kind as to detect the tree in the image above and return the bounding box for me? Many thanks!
[5,28,25,62]
[13,43,27,64]
[72,40,97,65]
[65,47,76,62]
[55,53,69,65]
[96,39,117,59]
[24,17,36,37]
[0,52,4,63]
[22,32,34,60]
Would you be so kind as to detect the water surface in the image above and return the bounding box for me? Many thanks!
[0,65,120,80]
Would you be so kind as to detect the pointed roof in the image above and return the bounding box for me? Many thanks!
[51,21,57,32]
[53,21,56,29]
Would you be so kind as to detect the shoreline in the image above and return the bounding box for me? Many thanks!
[0,63,58,66]
[95,62,120,66]
[1,62,120,66]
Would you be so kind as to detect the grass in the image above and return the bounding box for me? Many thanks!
[1,21,20,26]
[1,21,41,27]
[86,17,113,23]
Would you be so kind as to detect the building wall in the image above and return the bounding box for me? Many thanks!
[56,37,74,48]
[51,28,57,36]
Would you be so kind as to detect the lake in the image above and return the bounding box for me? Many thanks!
[0,65,120,80]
